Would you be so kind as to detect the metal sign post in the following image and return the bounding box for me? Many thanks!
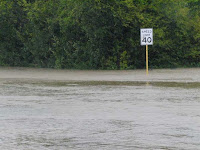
[146,45,148,75]
[140,28,153,75]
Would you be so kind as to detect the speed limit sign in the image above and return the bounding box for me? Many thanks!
[140,28,153,75]
[140,28,153,45]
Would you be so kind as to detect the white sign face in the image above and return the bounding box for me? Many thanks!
[140,28,153,45]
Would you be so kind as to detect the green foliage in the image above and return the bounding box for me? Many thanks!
[0,0,28,66]
[0,0,199,69]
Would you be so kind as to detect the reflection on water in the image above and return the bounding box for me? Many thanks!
[0,80,200,150]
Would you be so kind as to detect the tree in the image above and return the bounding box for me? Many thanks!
[0,0,28,66]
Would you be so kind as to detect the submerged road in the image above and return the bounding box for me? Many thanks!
[0,67,200,82]
[0,67,200,150]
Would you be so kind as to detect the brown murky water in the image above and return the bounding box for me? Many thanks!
[0,68,200,150]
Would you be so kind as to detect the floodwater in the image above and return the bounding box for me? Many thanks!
[0,68,200,150]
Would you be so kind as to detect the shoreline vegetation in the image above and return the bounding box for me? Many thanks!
[0,0,199,69]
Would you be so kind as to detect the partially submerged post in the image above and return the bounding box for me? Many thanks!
[146,44,148,75]
[140,28,153,75]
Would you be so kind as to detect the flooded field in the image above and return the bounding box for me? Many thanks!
[0,68,200,150]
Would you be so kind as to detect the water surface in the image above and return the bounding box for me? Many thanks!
[0,68,200,150]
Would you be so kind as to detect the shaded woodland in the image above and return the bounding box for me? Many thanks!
[0,0,199,69]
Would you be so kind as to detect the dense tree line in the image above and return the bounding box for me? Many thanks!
[0,0,199,69]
